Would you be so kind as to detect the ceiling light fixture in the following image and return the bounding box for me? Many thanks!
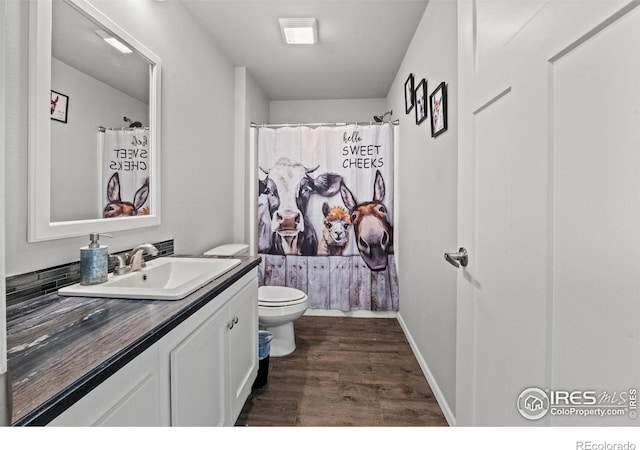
[95,30,133,54]
[279,18,318,45]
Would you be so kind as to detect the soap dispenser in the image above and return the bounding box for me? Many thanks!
[80,233,112,285]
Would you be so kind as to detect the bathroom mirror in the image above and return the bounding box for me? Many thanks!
[28,0,162,241]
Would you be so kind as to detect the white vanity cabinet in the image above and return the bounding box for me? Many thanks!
[48,269,258,427]
[158,271,258,426]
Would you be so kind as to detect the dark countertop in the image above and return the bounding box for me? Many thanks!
[6,255,261,426]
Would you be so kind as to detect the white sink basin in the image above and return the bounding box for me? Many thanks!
[58,257,242,300]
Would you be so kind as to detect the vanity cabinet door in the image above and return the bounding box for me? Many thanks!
[49,343,162,426]
[167,306,228,426]
[160,271,258,426]
[227,276,258,424]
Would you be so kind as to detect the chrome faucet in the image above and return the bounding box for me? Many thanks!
[112,243,159,275]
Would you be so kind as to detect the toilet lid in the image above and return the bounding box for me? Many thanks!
[258,286,307,305]
[203,243,248,256]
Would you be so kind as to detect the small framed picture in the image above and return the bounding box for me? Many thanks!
[404,73,415,114]
[414,78,427,125]
[429,82,447,137]
[50,90,69,123]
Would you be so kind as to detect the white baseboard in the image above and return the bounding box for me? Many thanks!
[304,309,398,319]
[396,312,457,426]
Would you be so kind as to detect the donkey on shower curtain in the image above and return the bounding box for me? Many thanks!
[99,128,151,218]
[257,123,399,312]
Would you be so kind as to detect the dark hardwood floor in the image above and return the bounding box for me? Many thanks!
[236,316,448,426]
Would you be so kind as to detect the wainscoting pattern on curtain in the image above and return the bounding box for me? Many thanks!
[257,123,398,312]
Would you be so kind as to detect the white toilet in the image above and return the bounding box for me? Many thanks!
[256,285,308,357]
[204,244,309,357]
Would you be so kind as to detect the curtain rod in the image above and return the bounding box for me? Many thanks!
[98,126,150,132]
[250,120,399,129]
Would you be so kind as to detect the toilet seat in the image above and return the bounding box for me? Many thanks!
[258,286,308,307]
[259,298,308,307]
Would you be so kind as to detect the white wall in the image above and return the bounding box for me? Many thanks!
[234,67,269,248]
[270,98,387,124]
[4,0,237,275]
[386,0,458,423]
[50,58,149,222]
[0,0,8,378]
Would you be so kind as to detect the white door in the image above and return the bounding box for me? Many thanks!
[456,0,640,426]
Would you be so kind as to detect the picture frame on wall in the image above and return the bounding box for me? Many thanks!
[50,90,69,123]
[429,82,447,137]
[414,78,427,125]
[404,73,415,114]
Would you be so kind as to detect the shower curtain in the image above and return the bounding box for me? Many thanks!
[257,123,399,312]
[99,128,150,218]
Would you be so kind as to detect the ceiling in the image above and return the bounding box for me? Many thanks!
[53,1,150,104]
[52,1,429,104]
[180,0,429,101]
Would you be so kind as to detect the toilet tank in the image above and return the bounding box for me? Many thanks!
[203,243,249,256]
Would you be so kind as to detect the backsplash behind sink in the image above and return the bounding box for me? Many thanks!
[5,239,174,306]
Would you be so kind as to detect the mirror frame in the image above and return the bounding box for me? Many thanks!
[28,0,162,242]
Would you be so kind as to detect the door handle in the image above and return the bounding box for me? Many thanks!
[227,316,239,330]
[444,247,468,268]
